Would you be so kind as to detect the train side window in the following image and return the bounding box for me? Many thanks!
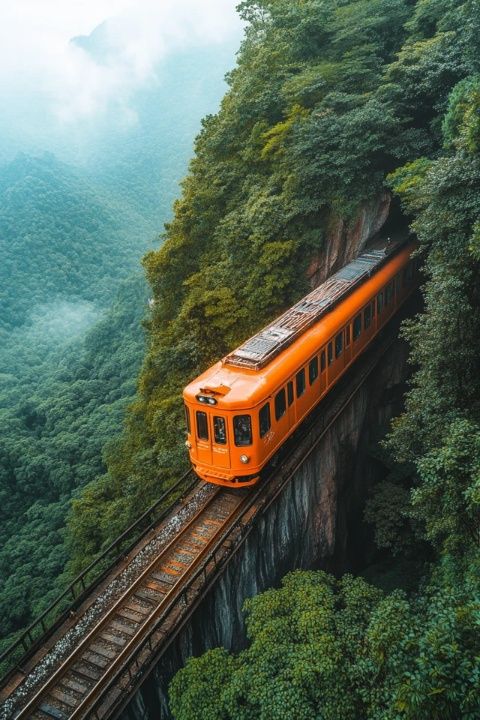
[328,342,333,366]
[335,332,343,358]
[234,415,252,446]
[309,357,319,385]
[371,299,376,318]
[287,381,294,406]
[377,292,384,314]
[320,350,326,372]
[214,417,227,445]
[259,403,271,438]
[353,314,362,341]
[364,304,372,330]
[296,368,306,397]
[184,404,191,434]
[196,411,209,441]
[275,389,287,420]
[345,325,351,347]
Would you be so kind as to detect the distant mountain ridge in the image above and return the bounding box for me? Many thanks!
[0,152,144,331]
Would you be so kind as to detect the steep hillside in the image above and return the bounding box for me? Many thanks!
[69,0,476,560]
[165,2,480,717]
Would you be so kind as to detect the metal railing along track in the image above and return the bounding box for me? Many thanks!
[0,470,197,688]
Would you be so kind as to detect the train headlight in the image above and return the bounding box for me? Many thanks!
[185,440,192,449]
[240,454,250,464]
[196,394,217,405]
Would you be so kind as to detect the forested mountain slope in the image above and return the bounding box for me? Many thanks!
[0,153,150,332]
[0,274,148,643]
[61,0,480,716]
[68,0,478,556]
[171,2,480,717]
[0,38,239,650]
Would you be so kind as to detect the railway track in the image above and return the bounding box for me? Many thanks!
[2,298,418,720]
[10,486,250,720]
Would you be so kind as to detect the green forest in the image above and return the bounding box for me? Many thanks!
[66,0,480,716]
[2,0,480,716]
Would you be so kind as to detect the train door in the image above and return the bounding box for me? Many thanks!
[211,415,230,469]
[352,312,363,356]
[274,386,290,442]
[319,348,327,396]
[287,380,295,427]
[363,301,375,345]
[327,330,345,385]
[344,324,352,366]
[383,280,395,321]
[195,409,212,466]
[376,291,384,332]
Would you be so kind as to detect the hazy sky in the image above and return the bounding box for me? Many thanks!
[0,0,242,124]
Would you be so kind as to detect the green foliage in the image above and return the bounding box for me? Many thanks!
[170,571,480,720]
[383,87,480,556]
[443,74,480,152]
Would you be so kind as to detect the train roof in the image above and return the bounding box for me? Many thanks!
[184,237,413,410]
[224,238,406,371]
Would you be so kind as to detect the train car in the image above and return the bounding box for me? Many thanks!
[183,239,419,487]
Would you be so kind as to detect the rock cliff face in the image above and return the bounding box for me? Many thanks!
[307,192,392,287]
[121,332,410,720]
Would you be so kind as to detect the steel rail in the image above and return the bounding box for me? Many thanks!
[13,485,224,719]
[14,486,253,719]
[0,469,197,687]
[69,489,253,720]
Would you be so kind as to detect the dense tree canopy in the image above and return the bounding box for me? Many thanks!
[0,275,147,646]
[171,571,480,720]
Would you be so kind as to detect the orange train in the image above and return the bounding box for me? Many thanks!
[183,239,419,487]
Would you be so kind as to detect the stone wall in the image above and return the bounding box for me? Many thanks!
[307,192,392,287]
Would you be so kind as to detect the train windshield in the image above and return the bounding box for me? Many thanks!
[196,411,209,440]
[214,416,227,444]
[234,415,252,446]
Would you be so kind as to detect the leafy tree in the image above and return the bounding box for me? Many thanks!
[170,571,480,720]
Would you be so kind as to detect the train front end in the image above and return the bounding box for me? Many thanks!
[183,365,263,487]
